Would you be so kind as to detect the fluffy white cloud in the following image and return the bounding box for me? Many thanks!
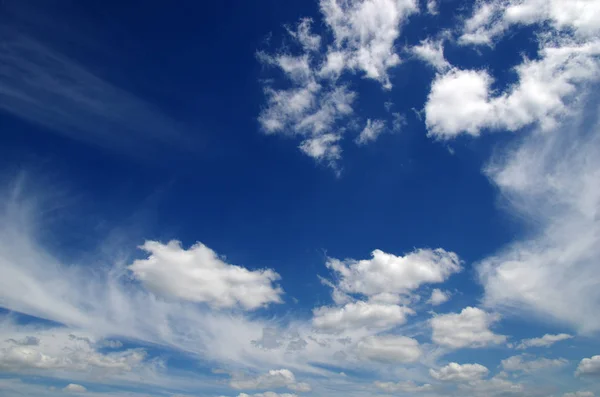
[516,333,573,349]
[430,307,506,348]
[427,289,449,305]
[477,89,600,332]
[576,355,600,377]
[312,301,413,333]
[320,0,419,88]
[356,335,422,362]
[326,248,461,298]
[229,369,310,392]
[425,39,600,139]
[501,355,568,372]
[411,39,449,71]
[564,392,595,397]
[429,362,489,382]
[355,119,387,145]
[374,380,432,392]
[128,240,283,310]
[460,0,600,45]
[63,384,87,393]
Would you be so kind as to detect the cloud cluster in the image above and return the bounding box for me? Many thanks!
[501,355,568,373]
[258,0,419,170]
[373,380,432,392]
[576,355,600,377]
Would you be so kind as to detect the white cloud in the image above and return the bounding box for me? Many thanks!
[356,335,422,363]
[411,39,449,71]
[326,248,461,299]
[312,301,413,333]
[501,355,568,372]
[477,90,600,333]
[320,0,419,88]
[425,39,600,139]
[564,392,595,397]
[355,119,387,145]
[374,380,432,392]
[576,355,600,377]
[63,384,87,393]
[430,307,506,348]
[128,240,283,310]
[460,0,600,45]
[229,369,310,392]
[516,333,573,349]
[427,289,449,306]
[430,362,489,382]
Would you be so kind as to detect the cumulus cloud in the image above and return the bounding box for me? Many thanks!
[427,289,449,306]
[128,240,283,310]
[576,355,600,377]
[429,362,489,382]
[62,384,87,393]
[459,0,600,45]
[430,307,506,348]
[356,335,422,363]
[326,248,461,299]
[425,38,600,139]
[229,369,310,392]
[374,380,432,392]
[516,333,573,350]
[312,301,413,333]
[501,355,568,372]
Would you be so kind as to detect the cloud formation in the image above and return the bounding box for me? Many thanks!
[430,307,506,348]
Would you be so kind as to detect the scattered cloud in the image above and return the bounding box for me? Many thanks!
[564,392,595,397]
[430,307,506,348]
[429,362,489,382]
[516,333,573,350]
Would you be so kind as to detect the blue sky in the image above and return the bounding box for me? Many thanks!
[1,0,600,396]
